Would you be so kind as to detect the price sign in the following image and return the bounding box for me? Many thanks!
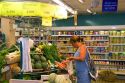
[102,0,118,12]
[42,17,52,26]
[1,2,22,16]
[22,2,41,16]
[54,6,67,19]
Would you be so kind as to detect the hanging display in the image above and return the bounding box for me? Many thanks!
[0,2,67,19]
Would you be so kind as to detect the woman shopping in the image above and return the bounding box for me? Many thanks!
[56,35,91,83]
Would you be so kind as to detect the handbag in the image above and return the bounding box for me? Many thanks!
[85,48,98,80]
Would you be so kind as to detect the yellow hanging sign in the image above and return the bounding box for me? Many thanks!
[40,3,56,17]
[22,2,41,16]
[54,6,67,19]
[0,3,2,16]
[0,2,67,19]
[1,2,23,16]
[42,17,52,26]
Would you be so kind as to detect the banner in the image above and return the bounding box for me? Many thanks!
[0,3,2,16]
[0,2,67,19]
[54,5,67,19]
[42,17,52,26]
[1,2,22,16]
[22,2,41,16]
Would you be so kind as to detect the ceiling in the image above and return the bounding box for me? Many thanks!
[33,0,125,14]
[1,0,125,14]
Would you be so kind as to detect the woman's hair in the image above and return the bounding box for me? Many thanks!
[70,35,84,43]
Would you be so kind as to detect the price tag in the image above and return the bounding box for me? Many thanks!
[42,17,52,26]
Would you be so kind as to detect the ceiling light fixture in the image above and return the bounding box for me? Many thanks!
[78,0,84,3]
[86,9,92,14]
[52,0,75,14]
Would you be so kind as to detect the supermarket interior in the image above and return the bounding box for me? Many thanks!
[0,0,125,83]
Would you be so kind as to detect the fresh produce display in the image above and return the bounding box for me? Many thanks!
[42,44,61,63]
[30,43,66,70]
[0,43,19,81]
[48,73,71,83]
[30,53,48,69]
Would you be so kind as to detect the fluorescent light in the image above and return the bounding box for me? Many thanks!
[86,9,92,13]
[52,0,75,14]
[78,0,84,3]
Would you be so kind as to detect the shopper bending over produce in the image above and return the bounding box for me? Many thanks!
[56,35,91,83]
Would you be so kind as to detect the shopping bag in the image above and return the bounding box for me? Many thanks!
[85,48,98,80]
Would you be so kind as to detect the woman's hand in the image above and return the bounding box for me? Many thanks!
[67,57,75,61]
[55,61,66,69]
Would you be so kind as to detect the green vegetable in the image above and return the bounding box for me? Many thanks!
[35,62,42,69]
[40,56,47,62]
[41,62,48,69]
[23,75,31,80]
[33,55,40,61]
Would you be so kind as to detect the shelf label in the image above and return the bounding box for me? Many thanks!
[102,0,118,12]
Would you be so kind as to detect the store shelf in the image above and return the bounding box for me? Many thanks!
[109,36,125,37]
[85,40,109,41]
[81,35,108,36]
[48,40,69,41]
[110,52,125,53]
[60,52,75,54]
[110,44,125,45]
[90,52,109,54]
[52,35,72,37]
[86,46,109,47]
[94,59,125,62]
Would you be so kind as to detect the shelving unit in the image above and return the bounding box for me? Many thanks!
[15,28,43,44]
[51,27,125,71]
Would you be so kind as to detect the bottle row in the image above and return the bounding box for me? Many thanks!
[94,61,125,66]
[108,53,125,60]
[52,31,109,35]
[91,53,125,60]
[110,37,125,44]
[109,46,125,52]
[109,31,125,36]
[88,47,109,53]
[86,41,109,46]
[91,54,105,59]
[84,36,108,41]
[52,30,125,36]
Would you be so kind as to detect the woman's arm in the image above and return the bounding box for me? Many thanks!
[68,45,86,61]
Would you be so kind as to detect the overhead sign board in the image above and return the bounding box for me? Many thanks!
[102,0,118,12]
